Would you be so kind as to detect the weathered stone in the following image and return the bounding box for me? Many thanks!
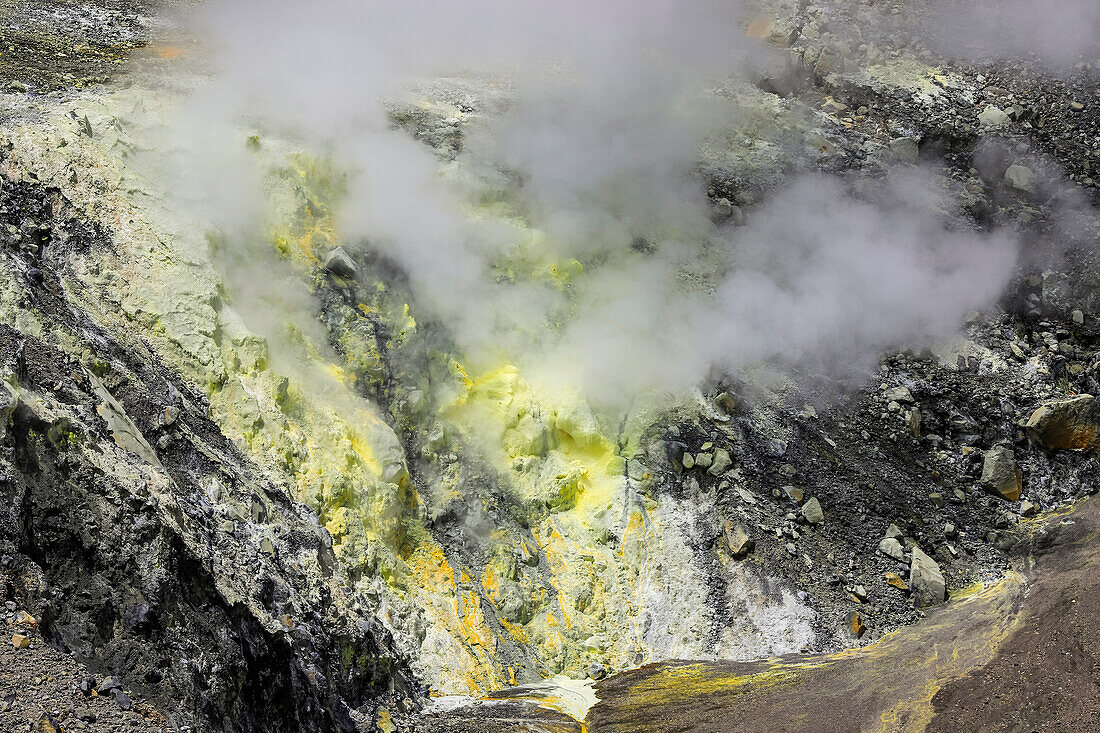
[801,497,824,525]
[520,540,539,567]
[889,136,920,163]
[979,446,1022,501]
[885,572,909,591]
[783,485,805,504]
[884,386,914,403]
[847,611,866,638]
[878,537,904,560]
[32,714,60,733]
[708,448,732,475]
[321,246,358,278]
[112,688,132,710]
[884,523,903,540]
[711,198,734,221]
[97,676,121,694]
[1004,163,1036,193]
[909,547,946,607]
[1026,395,1100,451]
[972,137,1014,182]
[11,633,29,648]
[746,14,774,39]
[725,521,754,558]
[907,408,922,437]
[978,105,1011,127]
[1020,500,1038,517]
[694,452,713,469]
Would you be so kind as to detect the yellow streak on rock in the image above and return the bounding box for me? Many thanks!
[408,544,507,694]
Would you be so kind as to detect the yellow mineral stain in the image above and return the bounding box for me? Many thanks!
[746,14,775,39]
[500,619,530,644]
[149,43,185,59]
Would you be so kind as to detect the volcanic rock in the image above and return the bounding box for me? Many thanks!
[978,105,1011,127]
[801,497,824,525]
[884,386,914,404]
[909,547,946,608]
[979,446,1023,501]
[708,447,732,475]
[879,537,904,561]
[321,247,358,278]
[885,573,909,591]
[725,522,754,558]
[1004,163,1036,193]
[1026,395,1100,451]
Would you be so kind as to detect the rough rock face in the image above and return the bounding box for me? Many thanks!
[908,548,946,608]
[801,497,825,525]
[979,446,1023,501]
[725,522,754,558]
[878,537,904,561]
[1026,395,1100,452]
[0,173,414,730]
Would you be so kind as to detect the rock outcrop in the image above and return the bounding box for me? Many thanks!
[0,174,415,730]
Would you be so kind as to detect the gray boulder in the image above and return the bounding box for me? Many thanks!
[979,446,1022,501]
[884,386,914,404]
[889,137,920,164]
[878,537,904,561]
[1004,163,1036,193]
[708,448,732,476]
[909,547,946,607]
[978,105,1010,127]
[801,497,824,525]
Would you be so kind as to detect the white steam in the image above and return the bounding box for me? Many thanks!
[177,0,1019,404]
[924,0,1100,67]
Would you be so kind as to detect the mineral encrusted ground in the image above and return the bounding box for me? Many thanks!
[0,0,1099,732]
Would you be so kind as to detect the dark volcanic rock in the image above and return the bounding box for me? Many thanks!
[0,174,417,731]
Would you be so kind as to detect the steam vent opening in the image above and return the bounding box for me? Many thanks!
[0,0,1098,731]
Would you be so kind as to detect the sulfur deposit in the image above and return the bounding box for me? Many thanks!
[0,1,1099,732]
